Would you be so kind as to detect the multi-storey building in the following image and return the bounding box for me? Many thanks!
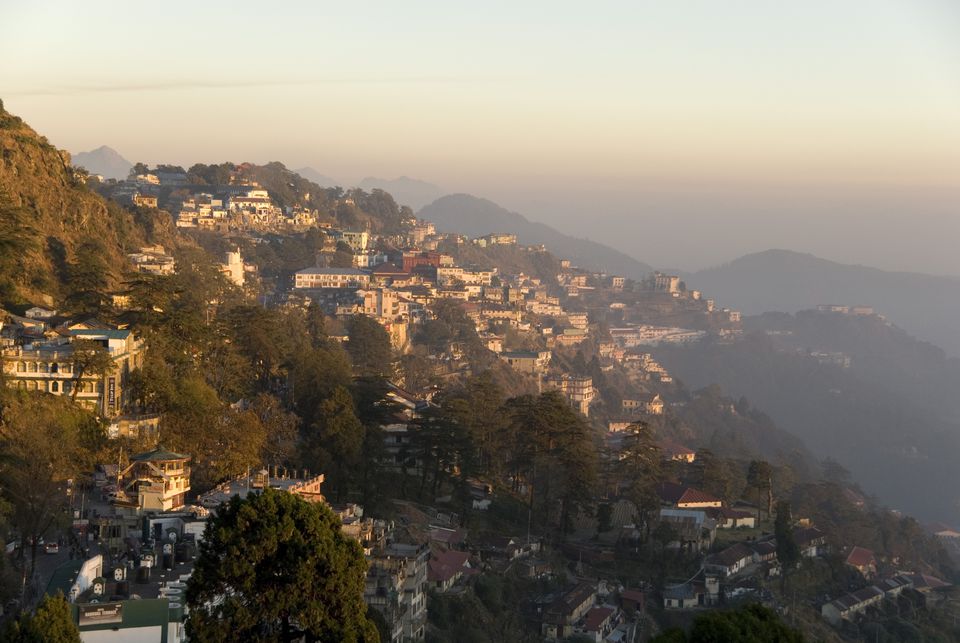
[119,447,192,512]
[1,327,145,418]
[294,267,371,289]
[543,374,596,416]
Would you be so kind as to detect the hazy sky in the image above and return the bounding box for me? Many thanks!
[3,1,959,274]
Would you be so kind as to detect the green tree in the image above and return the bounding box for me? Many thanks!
[775,500,801,591]
[616,421,662,539]
[68,339,114,403]
[4,592,81,642]
[302,386,364,502]
[651,604,805,642]
[0,394,102,586]
[346,315,394,378]
[65,239,113,314]
[747,459,774,518]
[185,488,378,642]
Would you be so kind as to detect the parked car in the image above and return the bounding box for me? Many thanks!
[44,542,59,555]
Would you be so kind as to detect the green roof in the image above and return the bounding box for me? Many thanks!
[130,446,190,462]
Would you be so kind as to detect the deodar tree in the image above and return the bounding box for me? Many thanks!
[185,488,379,643]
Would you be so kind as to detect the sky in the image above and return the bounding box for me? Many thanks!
[2,1,959,274]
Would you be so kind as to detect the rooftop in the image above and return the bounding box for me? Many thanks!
[130,446,190,462]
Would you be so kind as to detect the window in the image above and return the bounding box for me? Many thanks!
[27,362,36,373]
[51,381,59,393]
[16,361,25,373]
[51,363,59,373]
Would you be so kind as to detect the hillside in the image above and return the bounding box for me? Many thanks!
[653,311,960,522]
[360,176,444,210]
[0,103,168,309]
[687,249,960,356]
[419,194,654,280]
[71,145,132,180]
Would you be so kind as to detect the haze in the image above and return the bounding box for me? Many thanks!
[3,1,958,274]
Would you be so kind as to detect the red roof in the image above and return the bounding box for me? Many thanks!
[620,589,644,603]
[582,606,615,632]
[657,482,721,506]
[428,550,471,583]
[845,546,876,568]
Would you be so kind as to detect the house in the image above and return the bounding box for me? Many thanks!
[821,585,884,625]
[541,583,597,640]
[619,589,645,615]
[662,582,705,609]
[751,540,778,564]
[659,439,696,463]
[427,550,473,592]
[132,193,159,208]
[656,482,722,509]
[658,509,715,552]
[845,546,877,578]
[498,350,551,374]
[793,526,827,558]
[575,606,618,643]
[704,543,755,577]
[119,447,191,512]
[429,526,467,549]
[706,507,756,529]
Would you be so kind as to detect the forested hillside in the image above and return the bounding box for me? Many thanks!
[0,101,174,311]
[654,311,960,522]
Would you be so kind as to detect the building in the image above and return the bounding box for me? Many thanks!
[652,272,681,294]
[659,439,696,463]
[127,246,175,276]
[705,507,756,529]
[704,543,755,577]
[543,374,596,416]
[475,233,517,247]
[427,550,473,592]
[541,583,597,640]
[366,543,429,642]
[845,546,877,578]
[119,447,191,512]
[221,248,245,287]
[198,469,326,509]
[821,586,884,625]
[499,350,551,374]
[294,267,371,289]
[1,327,145,418]
[337,230,370,252]
[656,482,723,509]
[132,193,159,208]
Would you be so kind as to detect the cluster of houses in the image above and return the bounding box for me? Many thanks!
[100,169,320,231]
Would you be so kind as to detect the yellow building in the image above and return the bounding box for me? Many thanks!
[1,328,145,418]
[120,447,191,512]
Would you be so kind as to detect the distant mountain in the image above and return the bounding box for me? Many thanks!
[688,249,960,356]
[359,176,444,210]
[419,194,654,280]
[71,145,132,180]
[293,167,340,188]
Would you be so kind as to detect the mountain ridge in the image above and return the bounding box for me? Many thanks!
[688,248,960,356]
[71,145,132,180]
[419,194,654,280]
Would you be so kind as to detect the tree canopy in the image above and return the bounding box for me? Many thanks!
[185,488,379,642]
